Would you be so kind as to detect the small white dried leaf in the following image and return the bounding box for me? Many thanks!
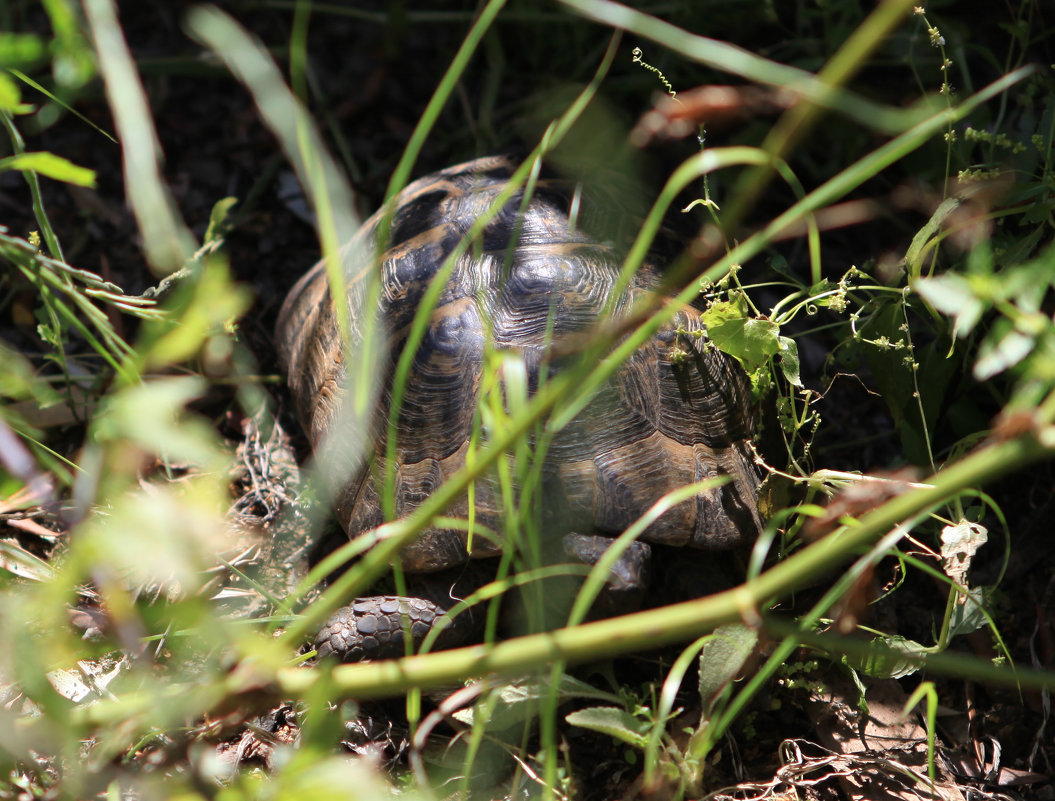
[47,654,129,702]
[78,653,129,694]
[46,669,91,702]
[940,520,988,587]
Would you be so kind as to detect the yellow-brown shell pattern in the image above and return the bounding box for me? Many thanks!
[277,155,763,573]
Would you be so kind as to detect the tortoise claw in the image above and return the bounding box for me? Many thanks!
[562,533,652,592]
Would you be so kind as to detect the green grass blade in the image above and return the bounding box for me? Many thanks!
[83,0,196,274]
[559,0,928,135]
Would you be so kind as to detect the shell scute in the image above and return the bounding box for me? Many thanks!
[276,155,763,573]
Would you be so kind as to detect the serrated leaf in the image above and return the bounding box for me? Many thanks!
[0,152,96,187]
[698,623,758,718]
[36,321,62,349]
[565,706,651,749]
[701,299,749,327]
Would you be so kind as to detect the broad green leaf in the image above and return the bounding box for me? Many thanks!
[698,623,758,719]
[948,586,992,638]
[848,301,958,466]
[0,152,96,187]
[80,476,236,591]
[565,706,651,749]
[766,252,792,278]
[93,376,226,470]
[0,341,53,401]
[777,335,802,387]
[851,635,926,679]
[703,301,782,372]
[701,299,748,327]
[43,0,95,88]
[1000,254,1055,311]
[141,260,250,368]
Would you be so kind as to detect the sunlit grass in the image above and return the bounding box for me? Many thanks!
[1,1,1054,799]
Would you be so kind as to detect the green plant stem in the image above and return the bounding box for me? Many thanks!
[550,67,1032,444]
[185,4,374,455]
[270,429,1055,701]
[84,0,195,274]
[903,681,939,783]
[726,0,919,229]
[367,1,512,471]
[560,0,923,135]
[701,518,916,758]
[383,0,507,203]
[0,111,65,261]
[768,623,1050,693]
[279,64,1033,648]
[283,45,623,641]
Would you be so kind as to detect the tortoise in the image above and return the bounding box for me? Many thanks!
[276,154,764,661]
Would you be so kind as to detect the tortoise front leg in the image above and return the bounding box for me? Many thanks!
[315,594,477,661]
[314,564,491,661]
[315,538,652,661]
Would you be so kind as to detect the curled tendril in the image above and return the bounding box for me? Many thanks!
[631,47,677,100]
[633,46,716,215]
[682,198,720,213]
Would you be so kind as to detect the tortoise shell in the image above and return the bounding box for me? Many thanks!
[277,155,762,575]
